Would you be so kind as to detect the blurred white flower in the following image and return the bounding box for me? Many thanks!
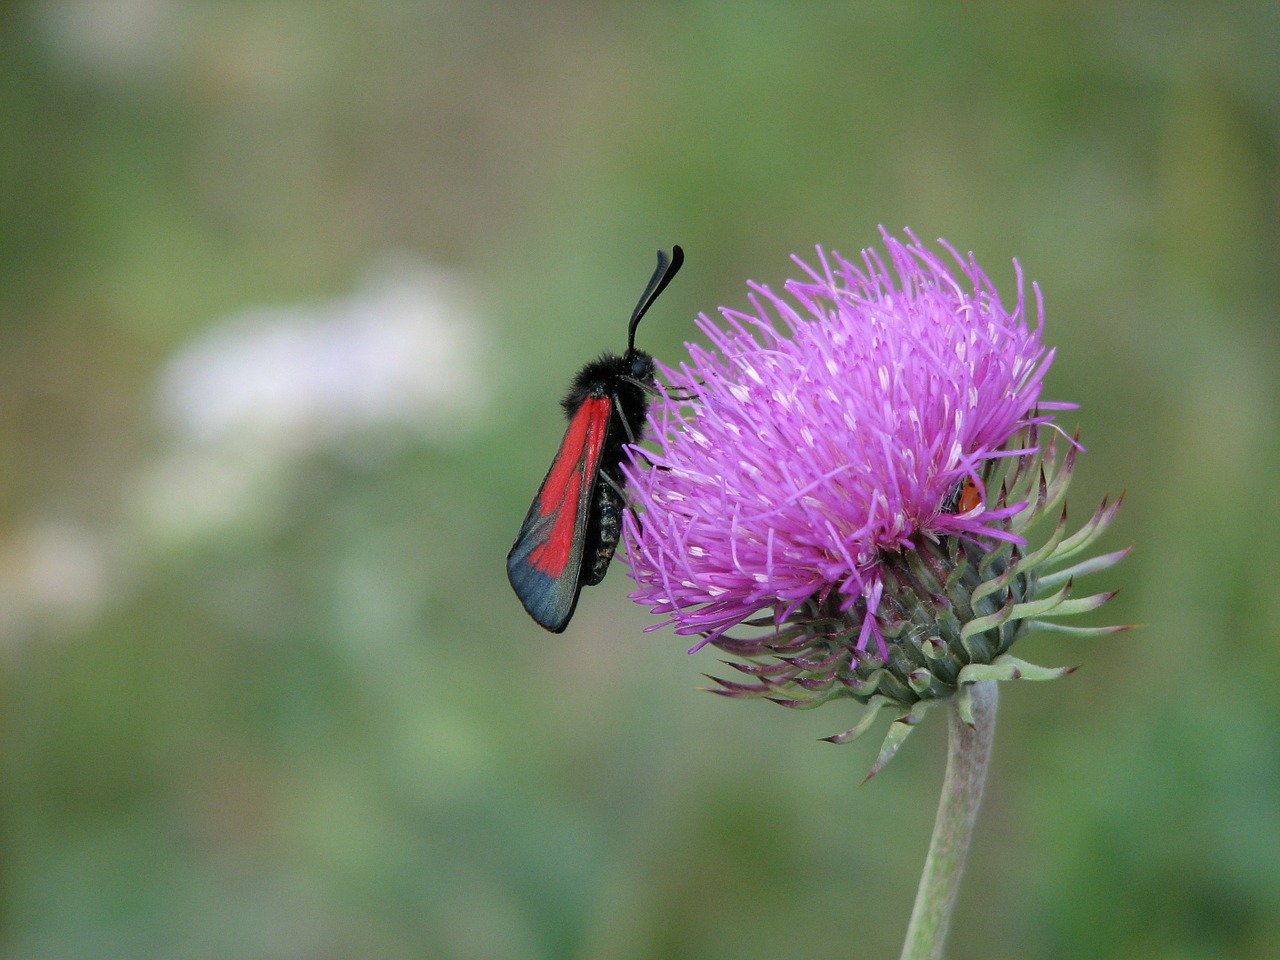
[38,0,184,80]
[0,522,113,643]
[158,254,487,454]
[142,255,488,541]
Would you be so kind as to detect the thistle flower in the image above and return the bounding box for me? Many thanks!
[621,229,1126,768]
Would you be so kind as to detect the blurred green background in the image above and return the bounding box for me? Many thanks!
[2,1,1277,958]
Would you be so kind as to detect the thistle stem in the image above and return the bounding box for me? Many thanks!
[898,680,999,960]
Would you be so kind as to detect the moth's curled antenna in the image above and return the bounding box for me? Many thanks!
[627,245,684,353]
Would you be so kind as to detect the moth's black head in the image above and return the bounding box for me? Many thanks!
[626,349,654,385]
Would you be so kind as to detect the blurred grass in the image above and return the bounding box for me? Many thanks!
[1,1,1278,958]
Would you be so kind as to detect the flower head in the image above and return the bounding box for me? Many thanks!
[622,229,1125,762]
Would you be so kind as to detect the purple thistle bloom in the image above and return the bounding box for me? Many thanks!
[622,229,1064,656]
[620,230,1127,761]
[621,230,1126,762]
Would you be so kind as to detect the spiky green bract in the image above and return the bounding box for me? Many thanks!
[702,423,1127,772]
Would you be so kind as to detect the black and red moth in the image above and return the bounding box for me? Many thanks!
[507,246,684,632]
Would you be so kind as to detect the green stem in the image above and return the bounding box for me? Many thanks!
[898,681,999,960]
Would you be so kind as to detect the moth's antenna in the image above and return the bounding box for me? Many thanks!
[627,245,684,353]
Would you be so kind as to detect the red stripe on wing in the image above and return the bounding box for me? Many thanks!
[525,396,612,577]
